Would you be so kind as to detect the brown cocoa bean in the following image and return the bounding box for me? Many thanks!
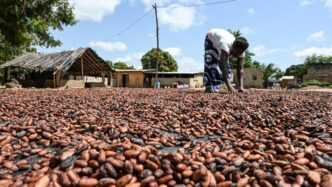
[307,170,321,184]
[67,170,80,185]
[79,177,98,187]
[107,158,124,168]
[322,174,332,187]
[99,178,116,186]
[61,149,75,161]
[216,181,232,187]
[116,174,133,187]
[145,160,158,170]
[35,175,50,187]
[124,150,140,158]
[158,175,173,184]
[98,150,106,162]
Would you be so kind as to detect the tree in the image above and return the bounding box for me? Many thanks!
[0,0,76,64]
[141,48,178,72]
[262,63,283,88]
[112,61,134,70]
[284,55,332,82]
[285,64,307,82]
[304,54,332,65]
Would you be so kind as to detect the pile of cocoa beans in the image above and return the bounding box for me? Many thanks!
[0,89,331,187]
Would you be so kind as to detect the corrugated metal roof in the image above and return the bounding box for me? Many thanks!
[0,48,109,73]
[280,76,295,81]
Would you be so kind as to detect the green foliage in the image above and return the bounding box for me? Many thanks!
[285,64,307,81]
[0,0,76,64]
[301,79,332,88]
[112,61,134,70]
[285,55,332,81]
[141,48,178,72]
[263,63,283,82]
[304,54,332,65]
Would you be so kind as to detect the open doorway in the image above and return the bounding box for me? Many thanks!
[122,74,129,87]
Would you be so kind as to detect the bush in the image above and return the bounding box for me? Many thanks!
[301,80,332,88]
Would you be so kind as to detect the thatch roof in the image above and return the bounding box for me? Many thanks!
[0,48,111,76]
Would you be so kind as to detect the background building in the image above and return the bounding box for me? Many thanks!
[280,76,297,88]
[113,70,204,88]
[0,48,111,88]
[145,72,204,88]
[304,63,332,83]
[113,69,147,88]
[232,68,264,88]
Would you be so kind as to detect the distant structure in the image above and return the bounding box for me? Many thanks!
[280,76,297,89]
[0,48,111,88]
[232,68,264,88]
[113,69,148,88]
[145,72,204,88]
[113,70,204,88]
[304,63,332,83]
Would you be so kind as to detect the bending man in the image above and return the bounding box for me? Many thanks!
[204,29,249,93]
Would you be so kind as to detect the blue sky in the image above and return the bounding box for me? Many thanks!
[39,0,332,72]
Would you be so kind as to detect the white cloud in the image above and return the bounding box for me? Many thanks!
[300,0,314,6]
[241,26,254,35]
[307,31,327,42]
[69,0,121,22]
[320,0,332,11]
[141,0,203,31]
[252,45,281,58]
[115,52,145,68]
[89,41,128,52]
[248,8,256,14]
[159,4,197,31]
[294,46,332,58]
[164,47,182,57]
[177,56,203,73]
[165,47,202,72]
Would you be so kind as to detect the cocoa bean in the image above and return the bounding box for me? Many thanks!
[307,170,321,184]
[116,174,133,187]
[35,175,50,187]
[79,177,98,187]
[124,150,140,158]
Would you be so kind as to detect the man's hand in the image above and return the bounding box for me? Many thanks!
[228,86,236,93]
[238,88,246,93]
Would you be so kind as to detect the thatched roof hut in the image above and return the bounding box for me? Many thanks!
[0,48,112,88]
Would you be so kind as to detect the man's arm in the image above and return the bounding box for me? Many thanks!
[220,50,235,92]
[237,56,245,91]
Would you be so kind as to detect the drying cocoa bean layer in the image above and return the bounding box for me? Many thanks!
[0,89,331,187]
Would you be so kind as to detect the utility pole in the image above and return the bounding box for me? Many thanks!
[152,1,160,88]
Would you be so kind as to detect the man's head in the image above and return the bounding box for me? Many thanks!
[231,37,249,57]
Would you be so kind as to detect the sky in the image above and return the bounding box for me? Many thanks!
[39,0,332,72]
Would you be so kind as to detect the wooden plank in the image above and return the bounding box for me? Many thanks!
[83,52,102,74]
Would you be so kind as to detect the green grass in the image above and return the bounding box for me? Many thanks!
[301,79,332,88]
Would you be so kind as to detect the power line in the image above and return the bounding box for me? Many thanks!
[158,0,238,8]
[108,0,237,38]
[109,8,153,38]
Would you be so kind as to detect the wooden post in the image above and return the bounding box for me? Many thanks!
[56,71,61,88]
[152,2,160,88]
[101,72,105,85]
[7,67,11,81]
[53,73,56,88]
[81,57,84,82]
[108,71,112,87]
